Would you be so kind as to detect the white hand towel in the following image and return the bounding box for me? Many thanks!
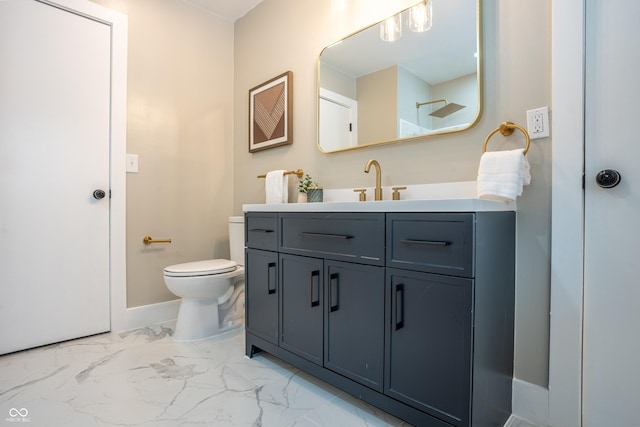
[265,170,289,204]
[477,148,531,201]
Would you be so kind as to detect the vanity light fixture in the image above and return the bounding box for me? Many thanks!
[408,0,432,32]
[380,13,402,42]
[381,0,432,42]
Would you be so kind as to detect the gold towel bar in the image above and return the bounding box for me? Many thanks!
[482,121,530,155]
[143,236,172,245]
[257,169,304,179]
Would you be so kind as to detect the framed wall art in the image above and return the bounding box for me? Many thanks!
[248,71,293,153]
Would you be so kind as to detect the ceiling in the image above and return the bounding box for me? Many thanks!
[183,0,263,21]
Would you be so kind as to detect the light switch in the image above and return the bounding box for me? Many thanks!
[126,153,139,173]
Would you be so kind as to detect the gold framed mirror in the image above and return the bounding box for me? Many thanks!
[317,0,482,153]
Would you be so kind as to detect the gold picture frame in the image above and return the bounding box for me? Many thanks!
[249,71,293,153]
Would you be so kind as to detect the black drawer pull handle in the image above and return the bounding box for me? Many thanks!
[267,262,277,294]
[311,270,320,308]
[329,273,339,312]
[400,239,449,247]
[249,228,274,233]
[393,283,404,331]
[300,232,353,240]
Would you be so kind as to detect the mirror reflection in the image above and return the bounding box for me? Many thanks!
[318,0,481,153]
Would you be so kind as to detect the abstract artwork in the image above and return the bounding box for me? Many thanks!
[248,71,293,152]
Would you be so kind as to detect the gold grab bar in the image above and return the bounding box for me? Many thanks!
[257,169,304,179]
[482,121,530,155]
[143,236,172,245]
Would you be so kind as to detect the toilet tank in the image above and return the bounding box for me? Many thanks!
[228,216,245,266]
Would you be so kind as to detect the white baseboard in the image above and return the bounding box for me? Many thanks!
[512,378,550,426]
[122,299,180,332]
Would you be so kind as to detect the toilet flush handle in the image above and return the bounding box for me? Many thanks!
[143,236,172,245]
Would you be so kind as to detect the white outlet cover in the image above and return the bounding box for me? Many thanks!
[526,107,550,139]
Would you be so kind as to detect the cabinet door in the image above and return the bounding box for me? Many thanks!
[324,260,385,392]
[245,249,279,344]
[280,254,324,365]
[385,268,473,427]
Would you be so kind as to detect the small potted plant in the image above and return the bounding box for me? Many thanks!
[297,174,323,203]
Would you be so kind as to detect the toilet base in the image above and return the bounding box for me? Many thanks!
[172,288,245,342]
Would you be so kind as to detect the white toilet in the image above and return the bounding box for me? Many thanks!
[163,216,245,342]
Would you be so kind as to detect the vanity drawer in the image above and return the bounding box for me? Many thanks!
[245,213,278,251]
[387,213,474,277]
[280,213,385,265]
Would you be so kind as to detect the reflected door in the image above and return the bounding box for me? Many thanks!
[319,89,357,151]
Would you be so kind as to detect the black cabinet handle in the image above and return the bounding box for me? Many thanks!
[267,262,277,295]
[393,283,404,330]
[249,228,274,233]
[329,273,339,312]
[300,232,353,240]
[400,239,449,247]
[311,270,320,307]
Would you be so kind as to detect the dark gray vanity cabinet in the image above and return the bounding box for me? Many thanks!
[244,213,279,345]
[278,213,386,391]
[385,268,473,426]
[245,248,278,344]
[385,212,515,427]
[385,213,475,425]
[279,253,324,364]
[245,210,515,427]
[279,253,385,390]
[324,260,385,392]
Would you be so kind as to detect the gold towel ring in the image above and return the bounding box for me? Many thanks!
[482,121,530,155]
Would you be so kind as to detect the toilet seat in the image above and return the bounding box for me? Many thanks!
[164,259,237,277]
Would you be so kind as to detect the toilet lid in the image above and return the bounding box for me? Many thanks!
[164,259,237,277]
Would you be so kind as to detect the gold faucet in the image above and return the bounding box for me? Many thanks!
[364,159,383,201]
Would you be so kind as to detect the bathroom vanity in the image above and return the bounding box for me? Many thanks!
[243,200,515,427]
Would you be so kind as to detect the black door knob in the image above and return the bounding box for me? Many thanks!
[595,169,621,188]
[93,189,106,200]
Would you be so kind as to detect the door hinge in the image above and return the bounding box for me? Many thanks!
[582,173,585,189]
[349,123,352,132]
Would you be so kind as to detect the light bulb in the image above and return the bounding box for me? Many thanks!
[380,14,402,42]
[408,0,432,32]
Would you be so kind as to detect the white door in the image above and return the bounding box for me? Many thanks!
[0,0,111,354]
[583,0,640,425]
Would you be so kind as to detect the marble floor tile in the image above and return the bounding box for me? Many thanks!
[0,324,410,427]
[504,415,547,427]
[1,323,540,427]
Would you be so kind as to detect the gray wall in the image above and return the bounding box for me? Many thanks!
[233,0,551,387]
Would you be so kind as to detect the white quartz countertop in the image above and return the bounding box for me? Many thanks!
[244,181,516,212]
[243,198,515,213]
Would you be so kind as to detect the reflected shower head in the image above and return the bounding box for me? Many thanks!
[416,99,466,118]
[429,102,465,118]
